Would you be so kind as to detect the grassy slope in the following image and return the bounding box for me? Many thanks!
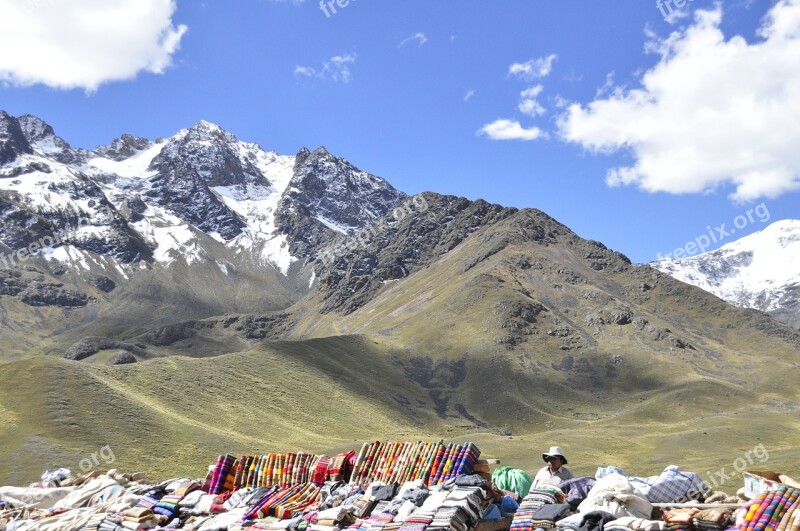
[0,336,446,485]
[2,210,799,485]
[285,214,800,479]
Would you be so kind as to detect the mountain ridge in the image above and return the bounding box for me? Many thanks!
[1,111,799,484]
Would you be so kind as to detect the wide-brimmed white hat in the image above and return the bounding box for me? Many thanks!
[542,446,568,464]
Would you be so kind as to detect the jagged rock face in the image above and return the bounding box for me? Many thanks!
[0,180,151,264]
[316,193,519,314]
[17,114,85,165]
[20,284,91,308]
[152,121,271,188]
[0,111,33,165]
[144,159,248,241]
[280,147,406,232]
[94,134,151,161]
[276,147,406,257]
[0,191,59,251]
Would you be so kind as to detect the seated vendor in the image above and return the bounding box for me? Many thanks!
[532,445,573,487]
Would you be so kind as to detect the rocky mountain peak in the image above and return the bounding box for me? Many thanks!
[94,133,152,161]
[0,111,34,164]
[17,114,58,144]
[184,119,237,144]
[152,120,269,189]
[281,145,406,234]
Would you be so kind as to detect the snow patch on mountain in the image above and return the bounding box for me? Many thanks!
[315,215,350,234]
[0,154,83,210]
[653,219,800,316]
[88,141,165,178]
[211,152,298,274]
[129,205,206,266]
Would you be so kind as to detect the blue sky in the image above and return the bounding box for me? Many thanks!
[1,0,798,263]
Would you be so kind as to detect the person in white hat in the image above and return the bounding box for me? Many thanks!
[532,445,573,487]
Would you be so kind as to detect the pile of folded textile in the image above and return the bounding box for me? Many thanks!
[661,508,699,531]
[243,483,322,520]
[511,487,567,531]
[734,486,800,531]
[529,503,571,530]
[692,509,733,531]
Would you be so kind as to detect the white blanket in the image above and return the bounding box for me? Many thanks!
[0,486,76,510]
[578,473,653,519]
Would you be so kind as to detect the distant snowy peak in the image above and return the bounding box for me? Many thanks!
[18,114,86,165]
[0,111,410,279]
[282,146,406,234]
[653,219,800,327]
[152,120,272,189]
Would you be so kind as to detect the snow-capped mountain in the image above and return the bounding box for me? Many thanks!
[652,219,800,328]
[0,111,405,278]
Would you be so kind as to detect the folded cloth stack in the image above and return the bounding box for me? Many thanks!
[328,452,357,483]
[318,480,350,510]
[84,511,108,530]
[210,490,235,513]
[511,487,568,531]
[121,506,164,529]
[529,503,571,530]
[578,474,654,520]
[152,492,182,520]
[578,511,618,531]
[662,508,699,531]
[398,513,433,531]
[556,513,585,531]
[98,514,133,531]
[737,486,800,531]
[692,508,733,531]
[243,483,321,520]
[316,505,356,527]
[350,494,379,518]
[430,491,482,531]
[132,488,164,511]
[311,457,333,487]
[433,506,472,531]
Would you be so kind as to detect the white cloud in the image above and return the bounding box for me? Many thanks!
[509,54,557,80]
[553,95,571,109]
[479,119,544,141]
[295,54,357,83]
[559,1,800,202]
[294,66,317,77]
[518,85,546,117]
[399,33,427,48]
[0,0,187,91]
[464,89,475,102]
